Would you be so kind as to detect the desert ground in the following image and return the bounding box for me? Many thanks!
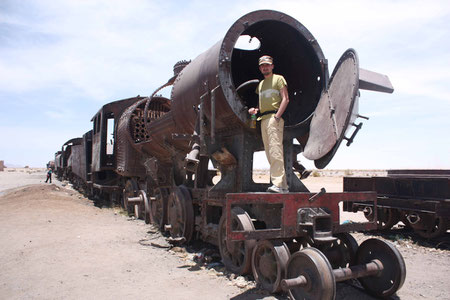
[0,168,449,300]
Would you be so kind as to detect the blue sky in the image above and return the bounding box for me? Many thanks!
[1,0,449,169]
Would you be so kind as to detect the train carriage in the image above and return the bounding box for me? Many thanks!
[344,169,450,239]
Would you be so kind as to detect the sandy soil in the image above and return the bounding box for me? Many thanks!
[0,169,449,300]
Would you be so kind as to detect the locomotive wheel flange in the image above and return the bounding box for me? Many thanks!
[150,187,168,230]
[356,238,406,298]
[284,247,336,300]
[123,179,139,216]
[410,214,448,239]
[218,207,256,275]
[318,233,358,268]
[364,207,400,230]
[166,185,194,243]
[252,240,290,293]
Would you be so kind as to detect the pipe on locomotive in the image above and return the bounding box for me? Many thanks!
[140,10,327,162]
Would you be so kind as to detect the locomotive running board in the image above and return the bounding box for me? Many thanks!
[92,183,121,192]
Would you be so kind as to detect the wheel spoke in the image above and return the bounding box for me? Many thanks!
[252,240,290,293]
[219,207,255,275]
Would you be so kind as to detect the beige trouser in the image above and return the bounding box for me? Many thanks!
[261,116,288,189]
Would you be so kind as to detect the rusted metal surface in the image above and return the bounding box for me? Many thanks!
[387,169,450,178]
[144,10,328,166]
[225,192,377,241]
[167,186,195,243]
[61,137,82,180]
[282,239,405,299]
[218,207,255,274]
[359,68,394,93]
[115,98,148,177]
[282,260,382,288]
[303,49,359,168]
[344,172,449,238]
[252,240,290,293]
[68,131,92,183]
[174,10,325,137]
[355,238,406,298]
[142,98,191,165]
[91,96,145,173]
[54,151,62,177]
[283,247,336,300]
[344,175,450,217]
[69,144,84,180]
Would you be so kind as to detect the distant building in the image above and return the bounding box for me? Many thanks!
[0,160,4,172]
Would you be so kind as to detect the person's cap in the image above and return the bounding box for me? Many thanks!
[259,55,273,65]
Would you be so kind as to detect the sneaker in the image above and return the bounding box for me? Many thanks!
[300,170,312,180]
[267,185,289,193]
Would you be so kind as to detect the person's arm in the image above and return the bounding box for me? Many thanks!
[249,85,260,115]
[275,86,289,120]
[248,107,259,115]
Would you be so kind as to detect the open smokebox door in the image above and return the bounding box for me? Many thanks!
[303,49,360,169]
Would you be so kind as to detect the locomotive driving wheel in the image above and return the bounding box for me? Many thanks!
[218,207,256,275]
[252,240,290,293]
[356,238,406,298]
[284,247,336,300]
[166,185,194,242]
[318,233,358,268]
[150,187,168,230]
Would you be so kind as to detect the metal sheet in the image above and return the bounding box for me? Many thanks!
[225,191,377,241]
[116,98,148,177]
[359,68,394,93]
[303,49,359,167]
[70,144,84,179]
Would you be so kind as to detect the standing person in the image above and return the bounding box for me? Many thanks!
[45,167,52,183]
[248,55,289,193]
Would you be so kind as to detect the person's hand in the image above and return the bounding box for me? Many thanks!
[248,107,259,115]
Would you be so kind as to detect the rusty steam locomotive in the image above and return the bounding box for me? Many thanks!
[54,10,407,300]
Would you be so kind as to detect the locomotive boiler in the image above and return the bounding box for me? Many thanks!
[57,10,407,300]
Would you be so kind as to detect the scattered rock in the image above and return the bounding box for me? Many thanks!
[233,276,248,288]
[147,228,159,234]
[171,246,185,253]
[167,236,186,245]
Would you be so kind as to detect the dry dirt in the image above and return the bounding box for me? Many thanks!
[0,169,449,300]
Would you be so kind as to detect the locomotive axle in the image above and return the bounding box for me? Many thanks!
[281,259,383,290]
